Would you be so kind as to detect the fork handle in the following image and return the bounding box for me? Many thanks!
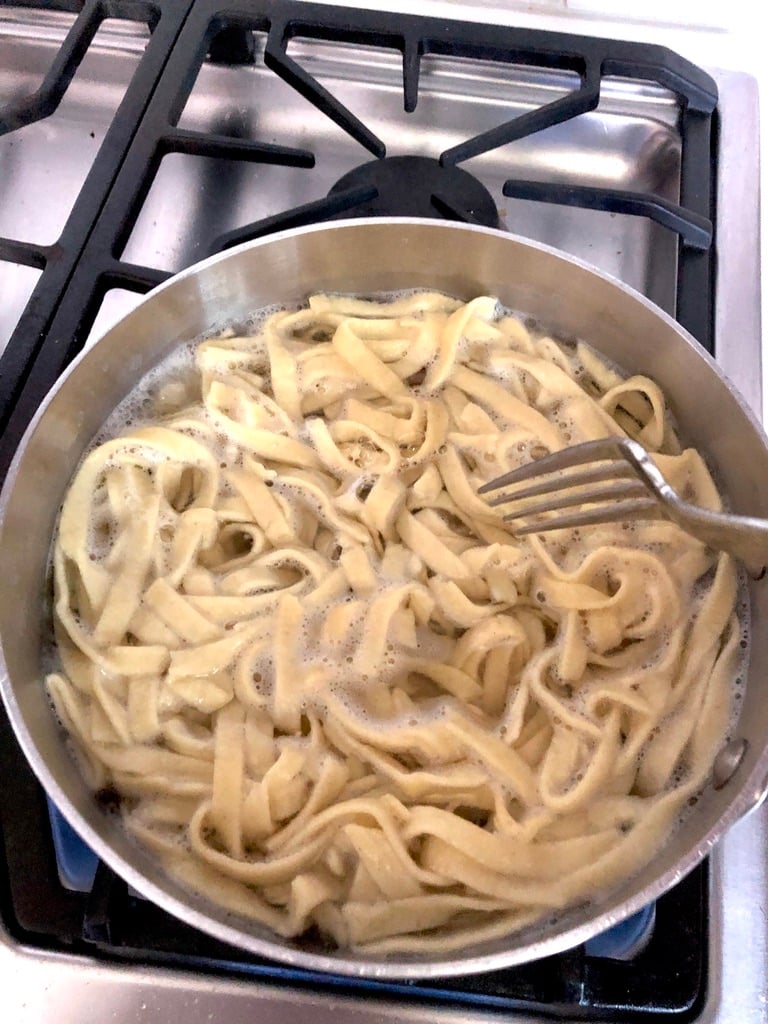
[668,502,768,578]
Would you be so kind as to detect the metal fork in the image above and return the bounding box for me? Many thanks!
[477,436,768,575]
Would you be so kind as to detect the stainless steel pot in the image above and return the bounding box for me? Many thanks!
[2,219,768,979]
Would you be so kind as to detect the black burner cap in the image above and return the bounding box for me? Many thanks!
[328,155,499,228]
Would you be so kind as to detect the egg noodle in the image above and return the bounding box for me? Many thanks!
[46,291,741,953]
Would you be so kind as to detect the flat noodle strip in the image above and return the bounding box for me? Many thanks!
[210,701,246,857]
[332,320,408,399]
[45,290,743,954]
[273,594,304,731]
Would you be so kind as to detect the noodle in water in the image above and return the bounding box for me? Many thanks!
[46,292,741,952]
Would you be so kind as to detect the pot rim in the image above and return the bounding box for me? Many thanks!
[2,217,767,979]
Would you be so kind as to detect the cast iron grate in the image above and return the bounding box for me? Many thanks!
[0,0,191,439]
[0,2,716,1019]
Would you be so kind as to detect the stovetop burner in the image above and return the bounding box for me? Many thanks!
[328,156,501,226]
[2,1,764,1022]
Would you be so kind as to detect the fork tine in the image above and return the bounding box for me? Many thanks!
[510,497,660,535]
[500,479,648,520]
[485,460,634,508]
[477,438,625,495]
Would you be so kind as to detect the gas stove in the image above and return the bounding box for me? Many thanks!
[0,2,764,1022]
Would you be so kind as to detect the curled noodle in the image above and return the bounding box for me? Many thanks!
[46,292,741,952]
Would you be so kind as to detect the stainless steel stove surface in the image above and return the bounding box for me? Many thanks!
[0,2,764,1022]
